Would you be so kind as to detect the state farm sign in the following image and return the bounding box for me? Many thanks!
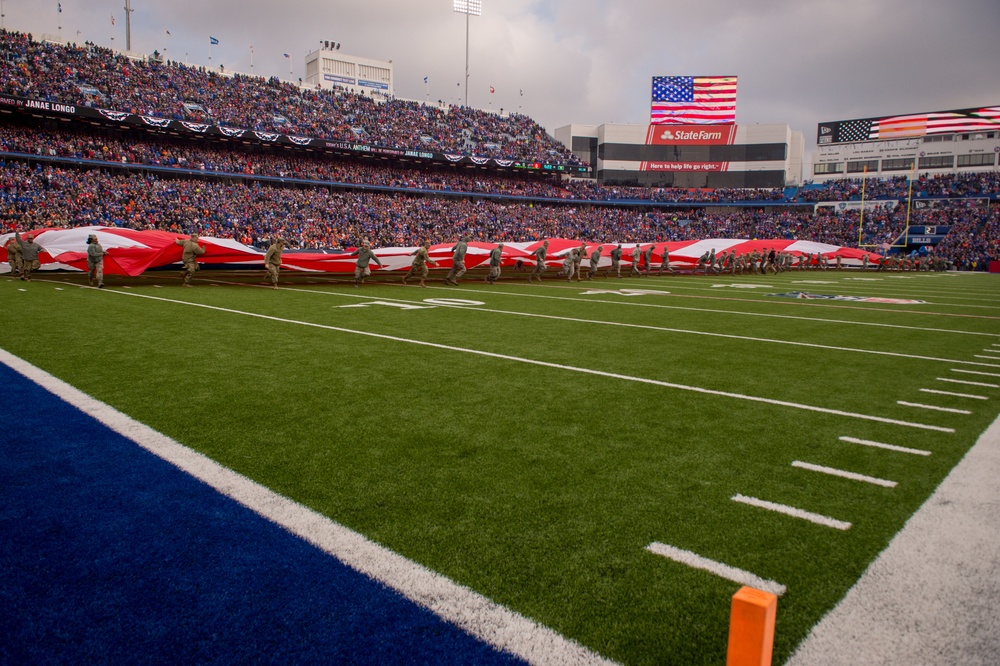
[645,124,737,145]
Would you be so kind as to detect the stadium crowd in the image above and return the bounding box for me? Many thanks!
[0,29,581,165]
[3,160,995,269]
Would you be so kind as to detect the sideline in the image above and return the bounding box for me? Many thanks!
[0,347,614,666]
[787,412,1000,665]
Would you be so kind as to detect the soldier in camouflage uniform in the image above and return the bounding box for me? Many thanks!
[5,236,23,278]
[174,232,205,287]
[485,243,504,284]
[16,231,42,282]
[264,238,285,289]
[445,235,470,285]
[607,243,623,278]
[403,240,438,288]
[587,244,603,280]
[86,234,106,288]
[351,240,383,287]
[529,240,549,283]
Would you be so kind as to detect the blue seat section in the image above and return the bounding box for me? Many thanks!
[0,363,523,665]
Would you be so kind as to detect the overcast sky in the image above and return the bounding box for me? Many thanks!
[7,0,1000,159]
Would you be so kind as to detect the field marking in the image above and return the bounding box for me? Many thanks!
[91,287,957,433]
[645,543,786,597]
[791,461,897,488]
[267,285,1000,370]
[418,284,1000,338]
[838,436,932,456]
[937,378,999,388]
[0,347,614,666]
[980,349,1000,354]
[731,494,852,531]
[897,401,972,415]
[951,369,1000,378]
[974,356,1000,362]
[920,388,988,400]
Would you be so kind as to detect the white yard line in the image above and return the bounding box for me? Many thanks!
[645,542,786,597]
[951,369,1000,378]
[267,284,1000,370]
[897,401,972,415]
[920,389,988,400]
[731,494,852,530]
[88,287,956,433]
[791,461,897,488]
[419,284,1000,338]
[937,378,999,389]
[0,347,615,666]
[838,436,932,456]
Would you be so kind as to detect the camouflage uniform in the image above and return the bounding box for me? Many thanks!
[607,245,623,278]
[485,244,504,283]
[351,242,383,286]
[403,242,438,287]
[6,238,23,277]
[16,232,41,281]
[529,241,548,283]
[265,239,285,288]
[174,233,206,286]
[86,234,106,288]
[445,237,469,285]
[588,245,602,280]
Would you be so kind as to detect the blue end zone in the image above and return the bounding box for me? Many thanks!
[0,363,523,664]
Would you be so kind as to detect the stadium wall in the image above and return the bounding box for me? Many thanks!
[555,123,803,188]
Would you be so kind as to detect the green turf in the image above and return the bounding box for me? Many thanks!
[3,268,999,664]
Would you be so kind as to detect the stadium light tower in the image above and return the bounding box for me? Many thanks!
[453,0,481,107]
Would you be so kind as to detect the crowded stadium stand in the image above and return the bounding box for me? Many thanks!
[0,29,998,270]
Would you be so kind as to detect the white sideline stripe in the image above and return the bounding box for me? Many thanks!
[897,401,972,415]
[731,494,852,531]
[951,369,1000,378]
[920,388,988,400]
[937,378,999,388]
[973,356,1000,363]
[92,287,956,433]
[838,436,932,456]
[980,349,1000,354]
[275,284,1000,369]
[0,348,614,666]
[645,542,786,597]
[791,461,897,488]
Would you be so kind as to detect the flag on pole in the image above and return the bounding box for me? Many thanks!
[283,53,289,58]
[423,76,428,84]
[210,36,219,45]
[111,15,115,26]
[166,29,171,36]
[519,89,523,96]
[489,86,495,94]
[58,3,62,13]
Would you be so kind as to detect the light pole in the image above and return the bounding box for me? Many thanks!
[453,0,481,108]
[124,0,133,52]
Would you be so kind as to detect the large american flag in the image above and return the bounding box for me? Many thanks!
[836,106,1000,142]
[651,76,737,125]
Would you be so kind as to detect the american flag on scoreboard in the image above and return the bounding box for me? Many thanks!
[651,76,737,125]
[837,106,1000,142]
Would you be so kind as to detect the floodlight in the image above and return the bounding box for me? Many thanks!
[453,0,482,16]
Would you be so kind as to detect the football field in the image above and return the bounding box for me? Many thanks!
[3,268,999,664]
